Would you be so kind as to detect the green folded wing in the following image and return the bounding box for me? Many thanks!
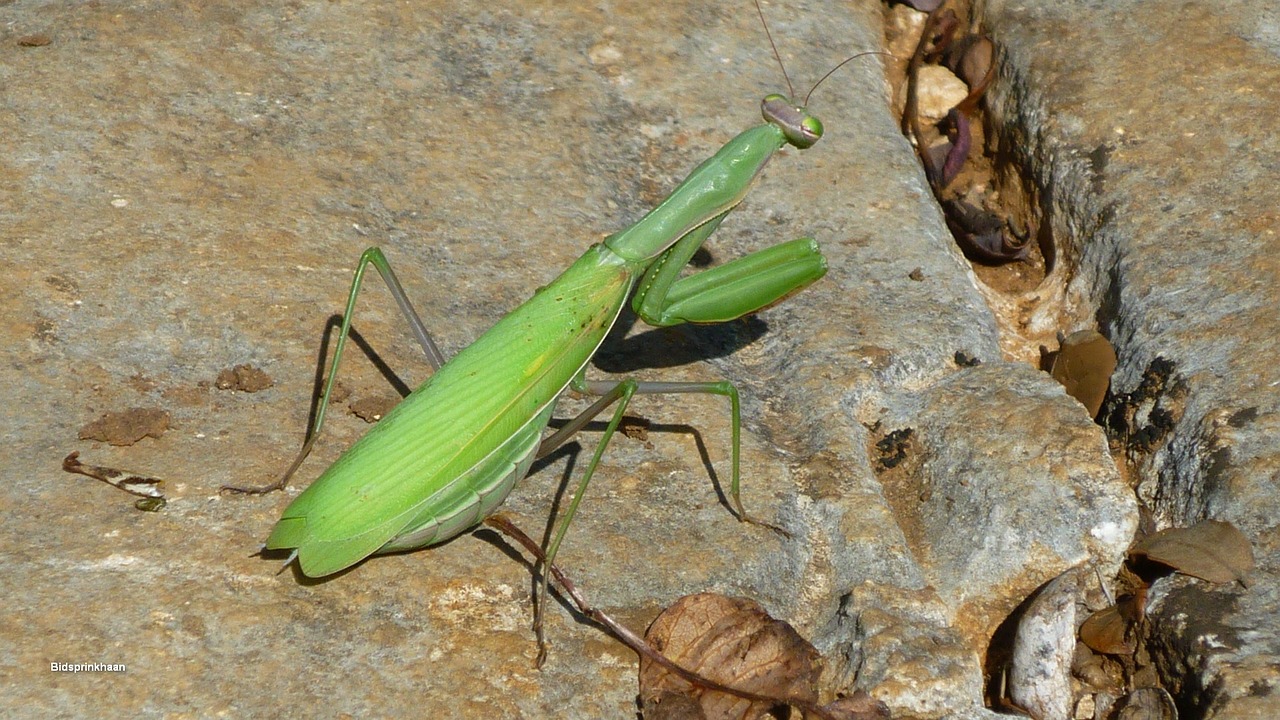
[267,245,634,577]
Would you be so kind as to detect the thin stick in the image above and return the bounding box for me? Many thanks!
[483,515,838,720]
[62,452,164,498]
[905,8,952,188]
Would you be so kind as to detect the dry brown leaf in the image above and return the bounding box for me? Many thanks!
[641,593,821,720]
[1079,604,1137,656]
[1050,329,1117,417]
[1130,519,1253,584]
[956,36,994,94]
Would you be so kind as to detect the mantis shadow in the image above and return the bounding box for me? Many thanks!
[291,315,420,446]
[306,307,764,419]
[591,305,769,374]
[533,417,730,527]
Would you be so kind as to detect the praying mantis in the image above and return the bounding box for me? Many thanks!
[227,0,863,656]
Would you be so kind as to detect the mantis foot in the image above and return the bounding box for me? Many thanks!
[744,514,792,539]
[731,496,791,538]
[219,480,287,495]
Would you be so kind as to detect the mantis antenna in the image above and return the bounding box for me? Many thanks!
[754,0,896,108]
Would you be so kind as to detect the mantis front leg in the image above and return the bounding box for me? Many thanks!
[631,212,827,327]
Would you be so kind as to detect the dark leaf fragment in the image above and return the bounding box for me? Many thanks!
[1079,603,1138,656]
[942,198,1030,263]
[938,109,971,187]
[62,451,166,508]
[944,35,996,114]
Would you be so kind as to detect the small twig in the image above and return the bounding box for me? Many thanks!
[62,452,164,498]
[483,514,838,720]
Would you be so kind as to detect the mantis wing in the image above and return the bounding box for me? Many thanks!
[267,246,633,577]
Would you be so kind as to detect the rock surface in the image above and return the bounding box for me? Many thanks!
[981,0,1280,716]
[1,0,1273,718]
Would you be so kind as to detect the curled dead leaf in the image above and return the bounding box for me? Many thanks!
[941,198,1030,263]
[955,36,994,92]
[1079,603,1137,656]
[1112,686,1177,720]
[641,593,821,720]
[944,35,995,114]
[1129,520,1253,584]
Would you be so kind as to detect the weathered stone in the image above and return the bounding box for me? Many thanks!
[980,0,1280,714]
[877,363,1136,650]
[1009,570,1083,720]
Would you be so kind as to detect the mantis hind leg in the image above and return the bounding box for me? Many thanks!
[221,246,446,494]
[538,379,781,531]
[530,376,785,664]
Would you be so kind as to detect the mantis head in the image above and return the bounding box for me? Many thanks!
[762,94,824,149]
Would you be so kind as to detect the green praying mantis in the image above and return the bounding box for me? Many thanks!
[227,1,868,656]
